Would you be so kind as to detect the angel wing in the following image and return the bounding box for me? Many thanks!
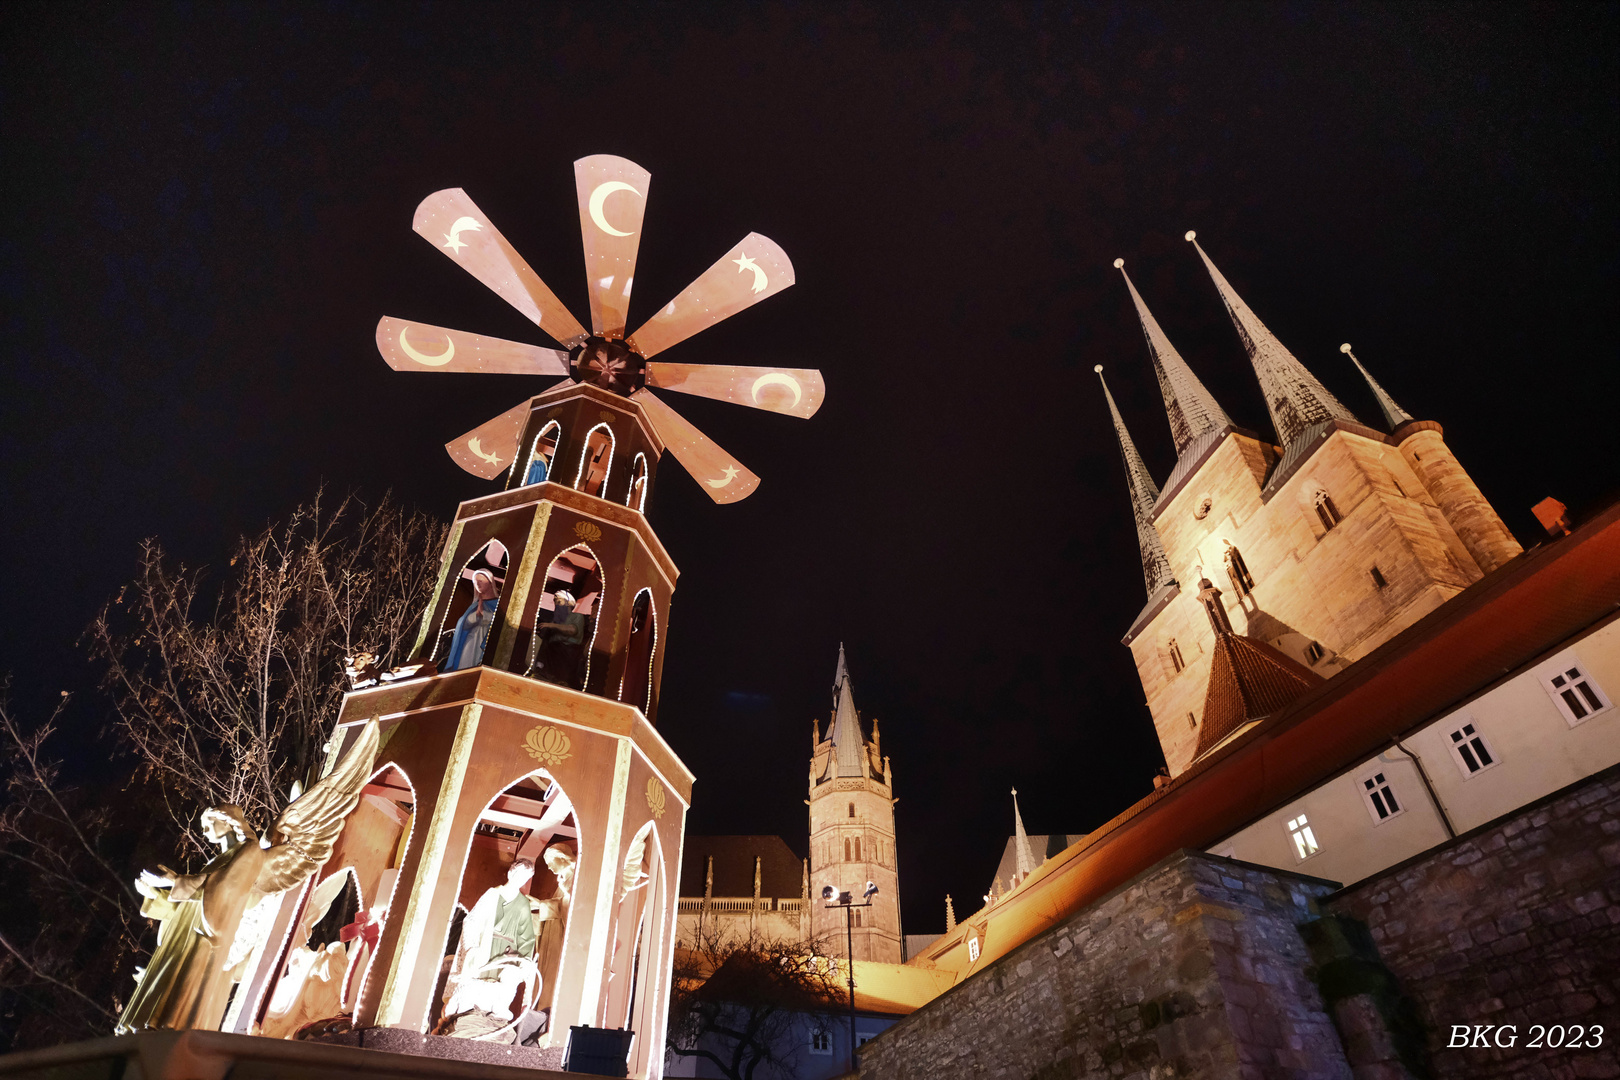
[254,719,381,895]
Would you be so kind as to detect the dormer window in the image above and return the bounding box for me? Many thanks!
[1314,491,1342,531]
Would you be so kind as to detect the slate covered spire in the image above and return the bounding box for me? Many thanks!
[1097,366,1176,597]
[1114,258,1232,456]
[1340,343,1414,430]
[830,643,866,778]
[1012,788,1038,880]
[1185,232,1359,447]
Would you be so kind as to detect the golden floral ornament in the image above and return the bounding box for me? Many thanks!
[598,410,616,422]
[573,521,603,543]
[523,725,572,767]
[645,777,666,819]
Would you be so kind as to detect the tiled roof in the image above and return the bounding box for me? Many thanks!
[1195,633,1324,758]
[678,835,804,898]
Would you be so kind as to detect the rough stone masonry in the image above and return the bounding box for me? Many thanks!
[859,766,1620,1080]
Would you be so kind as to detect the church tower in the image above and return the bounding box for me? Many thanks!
[1104,237,1522,777]
[807,647,902,962]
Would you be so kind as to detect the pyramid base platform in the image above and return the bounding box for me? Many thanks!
[0,1028,579,1079]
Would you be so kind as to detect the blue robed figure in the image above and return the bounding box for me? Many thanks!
[445,569,500,672]
[525,455,549,486]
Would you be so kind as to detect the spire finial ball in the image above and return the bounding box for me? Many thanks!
[1339,342,1353,353]
[1094,364,1104,373]
[1113,258,1124,269]
[1184,230,1196,242]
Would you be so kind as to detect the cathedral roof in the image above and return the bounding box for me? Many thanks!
[677,835,804,898]
[1187,232,1361,450]
[986,833,1087,898]
[1115,259,1232,457]
[1194,632,1325,759]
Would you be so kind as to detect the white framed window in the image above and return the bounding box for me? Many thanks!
[1358,770,1404,824]
[809,1028,832,1055]
[857,1033,876,1047]
[1542,662,1611,727]
[967,935,981,962]
[1447,721,1498,777]
[1286,814,1320,861]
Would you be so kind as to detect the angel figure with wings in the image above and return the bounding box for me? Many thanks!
[115,719,380,1035]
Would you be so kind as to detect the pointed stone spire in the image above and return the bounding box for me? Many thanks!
[1097,366,1176,596]
[1012,788,1037,880]
[1340,343,1413,430]
[1185,232,1359,447]
[945,894,957,932]
[830,645,866,778]
[1114,258,1232,455]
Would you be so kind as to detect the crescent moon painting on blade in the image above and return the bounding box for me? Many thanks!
[467,437,502,467]
[589,182,642,237]
[398,325,455,367]
[750,372,802,409]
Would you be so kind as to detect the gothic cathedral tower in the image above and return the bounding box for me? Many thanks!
[807,647,902,962]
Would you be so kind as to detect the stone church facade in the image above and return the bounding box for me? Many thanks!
[865,236,1620,1078]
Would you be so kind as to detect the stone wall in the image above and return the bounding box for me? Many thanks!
[1322,763,1620,1079]
[858,850,1351,1080]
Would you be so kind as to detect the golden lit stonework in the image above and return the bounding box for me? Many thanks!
[522,725,572,766]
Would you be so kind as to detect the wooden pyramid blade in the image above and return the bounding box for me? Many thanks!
[413,189,589,348]
[631,389,761,503]
[644,362,824,419]
[625,233,794,359]
[377,317,569,376]
[574,155,651,339]
[445,399,531,479]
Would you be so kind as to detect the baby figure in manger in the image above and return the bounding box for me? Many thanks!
[441,859,542,1037]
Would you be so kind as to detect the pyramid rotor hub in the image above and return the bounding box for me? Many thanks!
[569,336,647,397]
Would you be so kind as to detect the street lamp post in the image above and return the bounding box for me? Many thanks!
[822,881,878,1073]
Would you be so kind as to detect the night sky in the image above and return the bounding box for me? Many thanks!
[3,3,1616,936]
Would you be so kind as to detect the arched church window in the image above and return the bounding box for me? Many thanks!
[854,837,861,861]
[854,910,862,928]
[520,421,562,488]
[1224,545,1254,598]
[847,803,855,819]
[844,838,851,862]
[625,453,649,512]
[1314,491,1342,531]
[436,540,509,672]
[528,544,604,691]
[574,423,615,498]
[619,590,656,714]
[1168,639,1185,675]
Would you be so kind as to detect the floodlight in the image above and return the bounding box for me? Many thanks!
[864,881,878,899]
[822,884,838,901]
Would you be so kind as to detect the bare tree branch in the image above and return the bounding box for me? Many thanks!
[0,930,117,1022]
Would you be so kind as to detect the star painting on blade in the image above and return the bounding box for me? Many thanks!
[707,465,741,489]
[442,216,482,253]
[733,252,768,294]
[468,438,502,467]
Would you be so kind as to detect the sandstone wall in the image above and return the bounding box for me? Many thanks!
[1323,764,1620,1079]
[858,851,1349,1080]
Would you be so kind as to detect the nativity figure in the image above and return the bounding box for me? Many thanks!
[115,719,380,1035]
